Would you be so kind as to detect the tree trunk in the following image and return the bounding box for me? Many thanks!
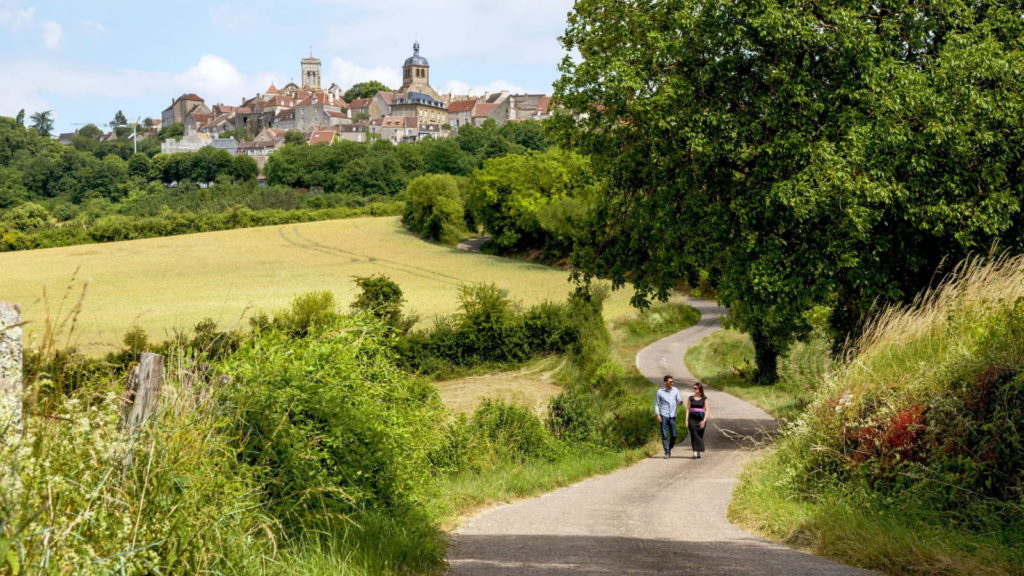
[751,329,779,386]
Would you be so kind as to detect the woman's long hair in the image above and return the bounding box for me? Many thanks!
[691,382,705,397]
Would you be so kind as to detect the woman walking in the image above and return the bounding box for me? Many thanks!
[686,382,709,459]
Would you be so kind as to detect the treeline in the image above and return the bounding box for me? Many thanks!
[5,275,652,573]
[0,115,551,252]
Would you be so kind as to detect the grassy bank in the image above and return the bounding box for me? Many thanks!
[690,259,1024,576]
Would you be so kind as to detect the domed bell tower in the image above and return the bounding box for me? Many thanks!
[401,42,430,93]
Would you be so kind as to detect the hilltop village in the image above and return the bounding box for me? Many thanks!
[156,43,551,158]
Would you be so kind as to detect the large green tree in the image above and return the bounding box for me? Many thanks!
[343,80,391,102]
[555,0,1024,383]
[29,110,54,138]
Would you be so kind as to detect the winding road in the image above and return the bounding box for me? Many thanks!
[446,299,878,575]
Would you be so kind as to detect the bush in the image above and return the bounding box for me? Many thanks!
[471,400,564,463]
[218,316,448,530]
[1,201,53,231]
[270,291,340,338]
[350,274,417,335]
[402,173,469,244]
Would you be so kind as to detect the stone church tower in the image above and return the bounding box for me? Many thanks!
[400,42,437,98]
[301,55,322,90]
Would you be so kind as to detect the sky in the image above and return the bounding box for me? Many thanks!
[0,0,577,135]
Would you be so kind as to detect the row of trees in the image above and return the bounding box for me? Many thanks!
[264,119,551,195]
[550,0,1024,383]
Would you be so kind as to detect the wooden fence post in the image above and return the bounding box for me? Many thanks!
[0,302,23,432]
[121,352,164,432]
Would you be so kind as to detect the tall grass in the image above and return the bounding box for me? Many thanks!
[729,255,1024,576]
[4,355,277,574]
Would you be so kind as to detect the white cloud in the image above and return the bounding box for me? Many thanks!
[325,58,402,92]
[41,19,61,49]
[316,0,574,68]
[81,20,106,33]
[0,54,276,125]
[0,5,34,32]
[439,79,527,97]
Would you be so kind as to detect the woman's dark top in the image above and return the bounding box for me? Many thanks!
[688,395,706,421]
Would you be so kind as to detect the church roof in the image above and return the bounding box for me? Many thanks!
[266,83,279,95]
[403,42,429,67]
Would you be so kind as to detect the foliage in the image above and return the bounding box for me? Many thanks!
[467,148,596,257]
[554,0,1024,384]
[218,314,448,531]
[158,122,184,141]
[402,173,470,244]
[472,400,564,462]
[350,274,418,335]
[344,80,391,102]
[29,110,53,138]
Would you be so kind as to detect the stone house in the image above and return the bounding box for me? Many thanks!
[162,93,210,127]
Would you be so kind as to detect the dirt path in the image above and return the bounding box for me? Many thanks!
[446,299,879,575]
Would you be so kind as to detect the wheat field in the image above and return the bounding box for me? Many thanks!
[0,216,636,355]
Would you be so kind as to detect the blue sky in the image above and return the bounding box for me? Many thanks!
[0,0,576,134]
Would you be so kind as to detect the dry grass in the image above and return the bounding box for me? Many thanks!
[0,216,635,355]
[434,358,566,415]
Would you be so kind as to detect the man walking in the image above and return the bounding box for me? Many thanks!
[654,375,683,458]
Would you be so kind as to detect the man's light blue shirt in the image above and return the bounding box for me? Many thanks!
[654,386,683,418]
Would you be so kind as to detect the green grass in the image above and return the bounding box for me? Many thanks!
[716,257,1024,576]
[0,216,636,355]
[729,452,1024,576]
[437,448,646,528]
[685,329,826,422]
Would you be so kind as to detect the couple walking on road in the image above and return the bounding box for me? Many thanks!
[654,375,709,459]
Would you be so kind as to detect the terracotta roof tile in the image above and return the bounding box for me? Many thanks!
[447,99,477,113]
[473,103,498,118]
[307,130,335,145]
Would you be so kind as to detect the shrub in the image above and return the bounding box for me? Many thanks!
[402,173,469,244]
[1,201,53,231]
[471,400,564,462]
[791,256,1024,519]
[270,291,340,338]
[350,274,418,335]
[218,316,448,530]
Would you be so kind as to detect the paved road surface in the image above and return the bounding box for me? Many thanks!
[446,299,878,575]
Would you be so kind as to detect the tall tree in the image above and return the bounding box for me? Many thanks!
[344,81,391,102]
[14,109,24,126]
[29,110,54,138]
[111,110,128,127]
[555,0,1024,383]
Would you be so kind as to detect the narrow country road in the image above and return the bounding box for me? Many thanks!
[446,299,879,575]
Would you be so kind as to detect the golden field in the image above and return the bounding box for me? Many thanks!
[0,216,635,355]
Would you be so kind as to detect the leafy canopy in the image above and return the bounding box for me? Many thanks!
[555,0,1024,382]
